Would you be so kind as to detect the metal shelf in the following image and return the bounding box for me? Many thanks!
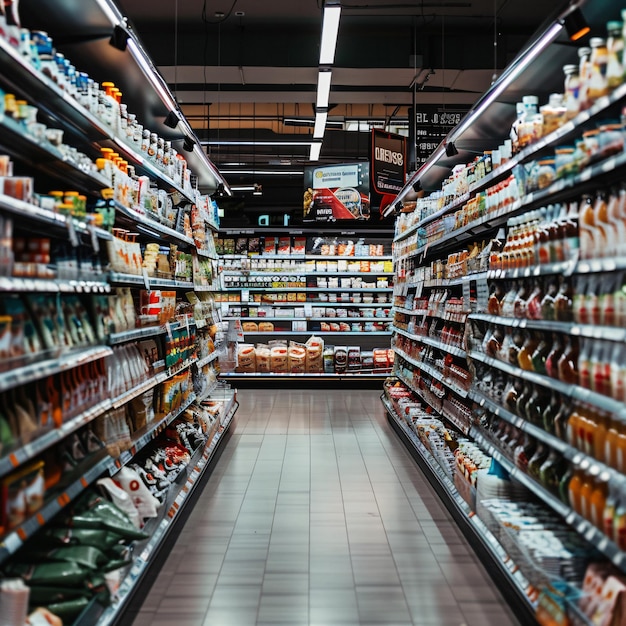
[392,346,469,398]
[469,313,626,344]
[383,395,537,618]
[220,253,392,261]
[109,271,194,290]
[242,330,391,336]
[221,286,392,293]
[423,271,489,288]
[107,319,196,346]
[392,326,467,359]
[0,345,112,394]
[196,351,219,369]
[470,427,626,573]
[468,349,626,418]
[221,371,391,380]
[0,275,109,293]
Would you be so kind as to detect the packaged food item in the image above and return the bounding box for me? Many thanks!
[288,341,307,373]
[323,346,335,373]
[306,336,324,372]
[236,343,256,373]
[269,341,288,372]
[255,344,270,372]
[334,346,347,373]
[347,346,361,371]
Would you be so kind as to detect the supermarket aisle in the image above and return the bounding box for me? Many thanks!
[128,389,519,626]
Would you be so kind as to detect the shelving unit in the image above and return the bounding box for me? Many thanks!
[0,3,236,624]
[384,0,626,621]
[217,231,394,380]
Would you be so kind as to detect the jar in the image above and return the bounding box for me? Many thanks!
[578,47,592,111]
[141,129,150,154]
[598,122,624,159]
[148,132,158,159]
[536,158,556,189]
[540,93,567,136]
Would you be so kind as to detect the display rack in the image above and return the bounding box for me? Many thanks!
[0,3,236,624]
[385,0,626,622]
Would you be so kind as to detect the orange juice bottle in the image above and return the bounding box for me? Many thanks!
[603,484,617,540]
[616,425,626,474]
[592,410,608,462]
[568,462,588,513]
[605,418,620,469]
[590,471,610,529]
[566,408,583,449]
[579,466,599,521]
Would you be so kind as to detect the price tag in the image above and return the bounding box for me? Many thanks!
[462,279,470,305]
[67,218,79,248]
[142,268,151,290]
[475,276,490,312]
[89,225,100,254]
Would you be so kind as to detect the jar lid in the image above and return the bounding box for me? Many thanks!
[563,64,578,73]
[590,37,606,47]
[607,21,623,32]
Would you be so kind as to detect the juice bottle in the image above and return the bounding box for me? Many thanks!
[542,391,561,434]
[563,64,581,119]
[553,278,573,321]
[605,418,620,469]
[600,273,616,327]
[614,489,626,550]
[558,336,579,385]
[566,407,583,449]
[568,461,590,514]
[539,449,566,495]
[578,46,593,111]
[559,465,574,504]
[545,333,564,379]
[593,410,608,462]
[531,335,550,375]
[554,398,572,442]
[604,484,617,540]
[578,193,596,260]
[610,342,626,401]
[604,188,621,258]
[596,189,617,258]
[579,465,599,521]
[517,332,538,371]
[578,338,592,389]
[587,38,609,103]
[573,276,587,324]
[616,425,626,474]
[613,271,626,327]
[527,444,549,480]
[590,471,610,529]
[606,21,624,90]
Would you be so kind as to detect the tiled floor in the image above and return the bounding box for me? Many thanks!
[128,388,520,626]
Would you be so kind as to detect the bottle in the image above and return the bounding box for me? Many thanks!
[539,449,566,495]
[553,279,573,321]
[588,38,609,103]
[578,46,593,111]
[604,483,617,540]
[554,398,572,442]
[563,64,581,119]
[578,338,592,390]
[527,444,549,479]
[610,342,626,402]
[607,21,625,90]
[517,332,538,372]
[568,463,588,513]
[542,391,561,434]
[590,472,610,529]
[545,333,564,379]
[514,432,536,473]
[579,466,599,521]
[558,336,579,385]
[540,93,567,136]
[510,102,526,154]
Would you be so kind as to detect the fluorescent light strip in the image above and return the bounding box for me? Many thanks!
[219,170,305,176]
[200,140,312,147]
[95,0,123,26]
[316,70,332,109]
[313,111,328,139]
[320,2,341,65]
[309,142,322,161]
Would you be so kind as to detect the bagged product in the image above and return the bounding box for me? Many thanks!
[269,341,288,373]
[323,346,335,373]
[255,344,271,373]
[288,341,307,373]
[236,344,256,373]
[347,346,361,371]
[115,466,160,520]
[373,349,389,370]
[305,336,324,372]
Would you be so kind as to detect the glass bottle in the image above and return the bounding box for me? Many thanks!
[527,444,549,480]
[563,64,581,120]
[542,391,561,434]
[545,333,564,379]
[606,21,624,90]
[578,46,593,111]
[590,471,610,529]
[558,336,580,385]
[554,398,572,442]
[539,449,566,495]
[588,38,609,103]
[554,278,573,322]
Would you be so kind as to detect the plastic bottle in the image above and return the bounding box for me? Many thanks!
[540,93,567,136]
[579,465,599,521]
[590,471,610,529]
[578,47,593,111]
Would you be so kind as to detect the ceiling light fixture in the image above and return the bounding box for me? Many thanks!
[319,0,342,65]
[310,142,322,161]
[109,24,129,51]
[316,69,333,109]
[564,7,590,41]
[218,169,305,176]
[313,110,328,139]
[164,110,180,129]
[445,141,458,157]
[200,140,313,147]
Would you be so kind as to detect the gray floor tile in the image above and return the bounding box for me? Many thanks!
[130,389,519,626]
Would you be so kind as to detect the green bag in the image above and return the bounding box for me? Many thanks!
[46,596,90,621]
[28,585,90,605]
[6,560,88,586]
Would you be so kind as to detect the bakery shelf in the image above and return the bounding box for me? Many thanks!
[392,346,469,398]
[108,271,194,290]
[107,393,197,476]
[392,326,467,359]
[0,398,112,481]
[242,330,391,336]
[95,393,238,626]
[221,286,392,293]
[382,394,537,618]
[221,371,391,380]
[468,349,626,418]
[0,345,112,394]
[468,313,626,344]
[0,276,110,293]
[470,427,626,573]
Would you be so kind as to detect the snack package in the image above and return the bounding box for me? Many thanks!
[269,341,288,373]
[288,341,307,373]
[258,321,274,332]
[255,344,270,372]
[277,237,291,255]
[323,346,335,373]
[334,346,347,373]
[236,344,256,373]
[264,237,276,255]
[347,346,361,371]
[306,336,324,373]
[242,321,258,332]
